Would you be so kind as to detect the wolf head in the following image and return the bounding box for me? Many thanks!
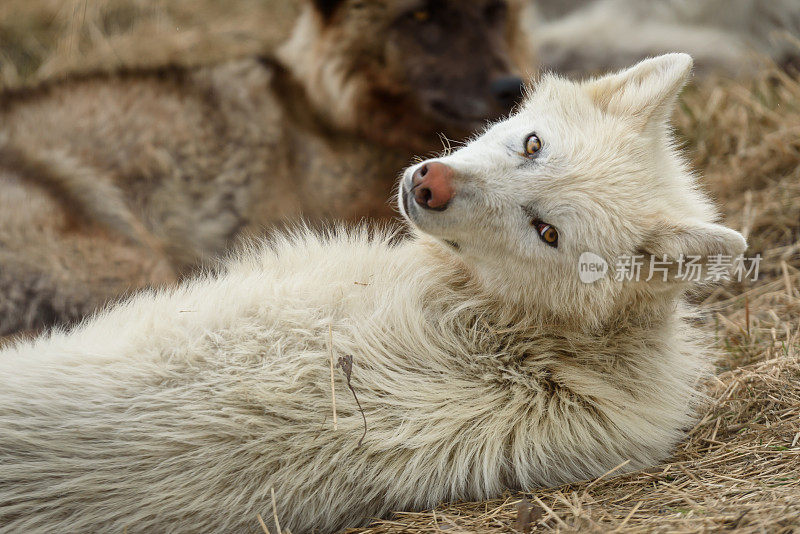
[399,54,747,328]
[279,0,535,152]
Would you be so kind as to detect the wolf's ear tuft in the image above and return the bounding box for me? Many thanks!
[311,0,347,19]
[585,53,693,131]
[638,218,747,283]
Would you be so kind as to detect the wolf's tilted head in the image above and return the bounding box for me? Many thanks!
[399,54,747,328]
[279,0,535,152]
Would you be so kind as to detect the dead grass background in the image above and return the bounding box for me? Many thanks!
[0,0,297,86]
[1,2,798,532]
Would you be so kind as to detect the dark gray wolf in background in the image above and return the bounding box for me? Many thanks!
[0,0,534,336]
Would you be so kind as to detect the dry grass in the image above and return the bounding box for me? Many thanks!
[0,0,297,87]
[1,3,799,532]
[679,67,800,371]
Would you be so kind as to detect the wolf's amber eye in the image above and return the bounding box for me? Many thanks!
[534,221,558,248]
[524,133,542,156]
[413,9,431,21]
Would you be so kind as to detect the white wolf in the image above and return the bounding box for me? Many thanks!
[0,54,746,533]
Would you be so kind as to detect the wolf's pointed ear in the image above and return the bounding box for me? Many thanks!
[310,0,346,19]
[585,53,693,131]
[638,218,747,283]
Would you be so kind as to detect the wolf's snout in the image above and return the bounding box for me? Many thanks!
[491,76,525,110]
[412,162,455,211]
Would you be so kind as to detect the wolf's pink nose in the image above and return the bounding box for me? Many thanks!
[412,162,455,211]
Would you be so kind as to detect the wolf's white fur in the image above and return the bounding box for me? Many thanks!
[0,54,746,533]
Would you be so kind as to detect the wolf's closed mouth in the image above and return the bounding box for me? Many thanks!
[402,185,413,216]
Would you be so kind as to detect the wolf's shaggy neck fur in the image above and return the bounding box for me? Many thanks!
[0,229,708,533]
[437,263,680,344]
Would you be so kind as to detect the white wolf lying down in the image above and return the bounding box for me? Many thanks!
[0,54,746,533]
